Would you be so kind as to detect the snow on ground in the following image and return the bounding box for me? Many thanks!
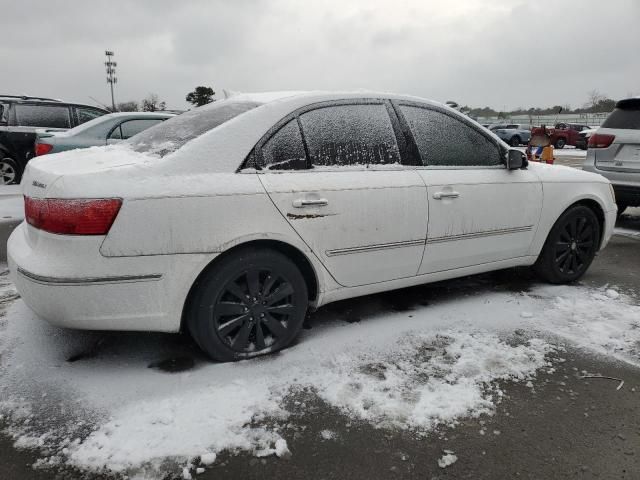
[0,186,23,221]
[0,265,639,478]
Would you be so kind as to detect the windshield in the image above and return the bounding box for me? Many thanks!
[127,100,263,157]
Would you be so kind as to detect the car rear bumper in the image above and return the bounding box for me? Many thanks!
[7,223,216,332]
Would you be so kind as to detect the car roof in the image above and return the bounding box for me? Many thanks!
[0,94,62,102]
[103,112,175,118]
[166,91,492,173]
[0,96,109,112]
[225,90,447,107]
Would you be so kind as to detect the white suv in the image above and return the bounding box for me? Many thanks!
[584,98,640,216]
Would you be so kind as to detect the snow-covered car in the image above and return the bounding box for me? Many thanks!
[8,92,617,362]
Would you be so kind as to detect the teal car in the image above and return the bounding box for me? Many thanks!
[34,112,174,156]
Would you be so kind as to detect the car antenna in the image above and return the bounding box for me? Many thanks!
[554,106,563,125]
[89,96,112,111]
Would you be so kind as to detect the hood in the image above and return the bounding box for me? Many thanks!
[527,161,609,184]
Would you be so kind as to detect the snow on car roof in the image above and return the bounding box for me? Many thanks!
[163,91,451,173]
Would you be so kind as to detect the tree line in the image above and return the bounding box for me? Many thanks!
[459,89,621,118]
[110,86,215,112]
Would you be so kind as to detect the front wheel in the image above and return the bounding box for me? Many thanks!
[510,136,521,147]
[554,138,566,149]
[534,205,600,284]
[187,248,309,362]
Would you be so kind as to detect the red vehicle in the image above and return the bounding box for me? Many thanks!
[530,123,591,149]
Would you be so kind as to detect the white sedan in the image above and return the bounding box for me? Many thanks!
[8,92,617,361]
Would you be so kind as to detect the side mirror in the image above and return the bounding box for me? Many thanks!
[507,149,527,170]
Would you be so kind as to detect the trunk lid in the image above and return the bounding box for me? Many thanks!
[22,144,156,199]
[594,127,640,174]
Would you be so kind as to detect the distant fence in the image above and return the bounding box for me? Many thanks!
[475,112,611,128]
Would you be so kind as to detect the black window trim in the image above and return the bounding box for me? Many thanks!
[239,98,418,172]
[392,100,507,169]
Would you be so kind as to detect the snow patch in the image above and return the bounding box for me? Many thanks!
[0,272,639,477]
[438,452,458,468]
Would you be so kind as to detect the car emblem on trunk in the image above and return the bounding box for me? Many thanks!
[32,180,47,188]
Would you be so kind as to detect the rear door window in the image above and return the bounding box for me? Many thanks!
[14,104,71,128]
[76,107,106,125]
[399,105,501,167]
[299,103,401,167]
[260,119,308,170]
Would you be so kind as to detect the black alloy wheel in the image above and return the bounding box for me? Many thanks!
[554,138,566,149]
[187,248,308,362]
[0,157,19,185]
[534,205,600,284]
[510,136,521,147]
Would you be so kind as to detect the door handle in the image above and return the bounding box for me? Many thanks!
[433,191,460,200]
[292,198,329,208]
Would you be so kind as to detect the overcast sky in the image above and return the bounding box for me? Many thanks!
[2,0,639,110]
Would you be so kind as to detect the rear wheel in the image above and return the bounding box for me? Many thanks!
[187,248,308,362]
[0,157,19,185]
[554,138,566,149]
[510,136,521,147]
[534,205,600,284]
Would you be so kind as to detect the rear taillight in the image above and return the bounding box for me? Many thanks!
[588,133,615,149]
[35,143,54,156]
[24,197,122,235]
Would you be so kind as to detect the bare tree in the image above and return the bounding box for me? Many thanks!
[117,101,139,112]
[141,94,166,112]
[586,89,606,110]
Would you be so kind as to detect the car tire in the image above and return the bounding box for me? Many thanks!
[510,136,521,147]
[534,205,600,284]
[0,157,20,185]
[554,138,566,149]
[187,248,309,362]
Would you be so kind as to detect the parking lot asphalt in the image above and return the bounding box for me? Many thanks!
[0,209,638,479]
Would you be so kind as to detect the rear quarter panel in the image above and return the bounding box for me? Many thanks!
[100,172,337,296]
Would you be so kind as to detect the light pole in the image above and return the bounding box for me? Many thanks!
[105,50,117,111]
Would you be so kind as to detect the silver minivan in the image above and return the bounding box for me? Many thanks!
[584,98,640,216]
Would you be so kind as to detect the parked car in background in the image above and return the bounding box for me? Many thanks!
[34,112,175,157]
[0,95,108,184]
[583,97,640,216]
[575,127,597,150]
[490,124,531,147]
[531,123,591,149]
[8,92,615,362]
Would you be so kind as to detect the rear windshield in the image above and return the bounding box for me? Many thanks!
[128,100,262,156]
[602,107,640,130]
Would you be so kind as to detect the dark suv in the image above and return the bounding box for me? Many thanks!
[0,95,108,184]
